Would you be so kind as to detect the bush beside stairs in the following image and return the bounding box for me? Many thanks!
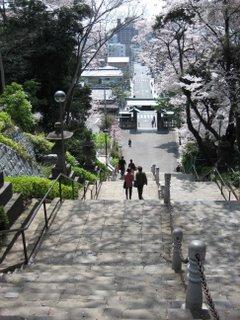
[0,172,239,319]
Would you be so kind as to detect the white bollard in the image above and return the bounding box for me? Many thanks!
[172,228,183,273]
[186,240,206,312]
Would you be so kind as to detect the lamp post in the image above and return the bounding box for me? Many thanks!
[103,128,108,165]
[54,90,66,174]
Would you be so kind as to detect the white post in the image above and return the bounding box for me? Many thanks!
[186,240,206,312]
[172,228,183,273]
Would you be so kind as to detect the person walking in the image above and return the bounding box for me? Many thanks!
[118,156,126,178]
[128,139,132,147]
[151,116,156,127]
[123,168,134,199]
[135,166,147,200]
[128,159,136,172]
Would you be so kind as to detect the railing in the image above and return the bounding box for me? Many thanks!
[0,173,76,268]
[172,228,220,320]
[185,157,239,201]
[81,169,104,200]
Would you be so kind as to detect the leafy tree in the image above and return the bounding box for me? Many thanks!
[0,82,35,132]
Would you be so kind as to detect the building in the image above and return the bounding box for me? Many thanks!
[107,57,130,74]
[81,65,123,88]
[116,19,138,45]
[126,99,158,110]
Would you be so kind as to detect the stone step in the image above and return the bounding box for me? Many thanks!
[3,193,24,226]
[0,182,13,207]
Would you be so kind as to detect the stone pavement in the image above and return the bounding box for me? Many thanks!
[98,173,158,200]
[173,200,240,319]
[0,199,189,319]
[159,172,225,202]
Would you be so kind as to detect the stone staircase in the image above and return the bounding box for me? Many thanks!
[0,172,239,319]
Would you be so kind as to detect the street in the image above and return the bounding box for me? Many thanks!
[132,63,153,99]
[119,128,178,173]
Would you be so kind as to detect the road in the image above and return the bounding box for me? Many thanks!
[119,128,178,173]
[132,63,153,99]
[137,110,157,130]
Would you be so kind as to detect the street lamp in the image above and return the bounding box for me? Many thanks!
[103,128,109,165]
[54,90,66,174]
[217,114,224,138]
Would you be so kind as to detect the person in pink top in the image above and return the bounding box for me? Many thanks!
[124,168,134,199]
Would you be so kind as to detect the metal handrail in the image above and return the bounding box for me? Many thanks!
[0,173,76,267]
[186,158,239,201]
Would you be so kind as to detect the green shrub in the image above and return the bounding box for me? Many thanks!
[111,157,119,168]
[73,166,97,183]
[5,176,78,200]
[66,152,78,166]
[25,133,53,159]
[0,111,13,132]
[181,142,199,173]
[93,132,110,150]
[221,171,240,188]
[0,82,35,132]
[0,206,9,230]
[0,134,32,161]
[95,160,111,181]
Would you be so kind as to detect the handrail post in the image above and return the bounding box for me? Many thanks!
[43,200,48,229]
[186,240,206,312]
[21,230,28,265]
[155,167,160,186]
[172,228,183,273]
[71,180,75,199]
[59,177,62,202]
[151,164,156,176]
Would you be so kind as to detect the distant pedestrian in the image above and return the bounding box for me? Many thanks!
[123,168,134,199]
[118,156,126,178]
[151,116,156,127]
[128,159,136,172]
[128,139,132,147]
[135,166,147,200]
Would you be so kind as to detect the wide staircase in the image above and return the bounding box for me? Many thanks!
[0,172,239,319]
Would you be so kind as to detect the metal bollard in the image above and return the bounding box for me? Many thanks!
[164,173,171,205]
[186,240,206,312]
[155,167,160,186]
[152,164,156,176]
[172,228,183,272]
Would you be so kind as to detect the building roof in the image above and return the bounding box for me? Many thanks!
[91,89,114,101]
[81,65,123,78]
[107,57,130,64]
[126,99,158,107]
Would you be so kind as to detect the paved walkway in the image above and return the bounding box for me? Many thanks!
[0,200,188,319]
[119,129,178,173]
[99,173,158,200]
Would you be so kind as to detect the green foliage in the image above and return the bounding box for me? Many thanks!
[1,0,91,130]
[0,206,9,230]
[5,176,78,200]
[73,166,97,183]
[221,171,240,188]
[25,133,53,159]
[181,142,199,172]
[111,157,119,168]
[95,160,111,181]
[0,83,35,132]
[0,134,31,161]
[110,140,121,159]
[40,165,53,178]
[93,132,110,150]
[0,111,13,132]
[66,152,78,166]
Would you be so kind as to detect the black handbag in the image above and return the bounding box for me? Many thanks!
[133,180,138,188]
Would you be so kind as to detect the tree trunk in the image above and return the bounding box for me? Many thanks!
[0,49,5,94]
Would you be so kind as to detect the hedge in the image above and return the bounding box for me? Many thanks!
[5,176,79,200]
[73,166,97,183]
